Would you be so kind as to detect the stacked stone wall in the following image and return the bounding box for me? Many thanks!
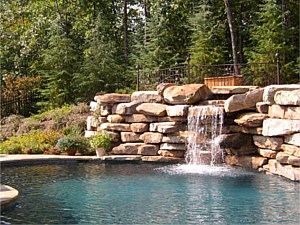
[223,85,300,181]
[85,84,300,181]
[85,84,213,163]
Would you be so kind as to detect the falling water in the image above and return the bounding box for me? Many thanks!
[185,105,224,165]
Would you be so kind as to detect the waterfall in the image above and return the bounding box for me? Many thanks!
[185,105,224,165]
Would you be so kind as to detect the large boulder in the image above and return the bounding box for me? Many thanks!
[150,122,184,133]
[225,155,267,169]
[112,143,144,155]
[284,133,300,147]
[224,88,264,112]
[234,112,268,127]
[252,135,283,150]
[163,84,211,105]
[166,105,190,117]
[268,159,300,181]
[158,150,184,158]
[136,103,167,116]
[124,114,157,123]
[219,133,257,155]
[140,132,163,144]
[269,105,300,120]
[94,93,131,104]
[258,149,277,159]
[209,86,258,95]
[120,132,141,142]
[99,123,131,132]
[281,144,300,157]
[107,115,125,123]
[157,83,175,96]
[263,84,300,104]
[115,101,140,115]
[160,143,186,151]
[274,89,300,106]
[262,118,300,136]
[131,91,162,103]
[130,123,149,133]
[138,144,159,156]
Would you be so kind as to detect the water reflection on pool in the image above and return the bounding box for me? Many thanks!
[1,162,299,224]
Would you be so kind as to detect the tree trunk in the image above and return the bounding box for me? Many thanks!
[224,0,239,74]
[123,0,129,65]
[144,0,148,45]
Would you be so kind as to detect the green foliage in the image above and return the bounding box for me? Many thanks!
[189,0,226,66]
[1,0,299,101]
[246,0,299,84]
[39,29,81,108]
[0,130,61,154]
[89,132,112,150]
[31,104,74,123]
[56,135,89,154]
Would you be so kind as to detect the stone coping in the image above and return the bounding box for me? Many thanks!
[0,185,19,206]
[0,154,183,166]
[0,154,97,166]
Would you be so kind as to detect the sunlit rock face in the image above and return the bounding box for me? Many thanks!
[86,84,300,181]
[163,84,212,105]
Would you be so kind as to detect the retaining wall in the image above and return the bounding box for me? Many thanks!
[85,84,300,181]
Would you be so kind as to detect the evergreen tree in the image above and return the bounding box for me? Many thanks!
[76,13,125,101]
[40,24,81,108]
[247,0,299,84]
[189,0,226,66]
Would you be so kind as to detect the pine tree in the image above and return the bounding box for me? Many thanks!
[189,0,226,66]
[40,25,80,108]
[247,0,299,84]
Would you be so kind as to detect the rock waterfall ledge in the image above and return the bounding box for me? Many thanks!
[86,84,300,181]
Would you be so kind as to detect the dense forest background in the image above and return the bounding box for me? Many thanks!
[1,0,299,109]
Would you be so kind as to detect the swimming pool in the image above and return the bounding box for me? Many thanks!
[1,162,299,224]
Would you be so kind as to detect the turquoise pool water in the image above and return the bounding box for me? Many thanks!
[1,162,299,224]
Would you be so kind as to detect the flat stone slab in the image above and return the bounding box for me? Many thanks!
[284,133,300,147]
[268,159,300,181]
[0,185,19,206]
[166,105,189,117]
[131,91,162,103]
[210,86,258,94]
[274,89,300,106]
[142,156,183,163]
[234,112,268,127]
[262,118,300,136]
[163,84,211,105]
[225,155,268,169]
[95,93,131,103]
[253,135,283,150]
[136,103,167,116]
[269,105,300,120]
[224,88,264,112]
[101,155,142,161]
[263,84,300,104]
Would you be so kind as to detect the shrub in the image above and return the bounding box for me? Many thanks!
[89,132,111,150]
[0,130,61,154]
[56,135,89,154]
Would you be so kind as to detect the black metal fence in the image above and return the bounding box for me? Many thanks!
[1,91,42,119]
[137,62,279,91]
